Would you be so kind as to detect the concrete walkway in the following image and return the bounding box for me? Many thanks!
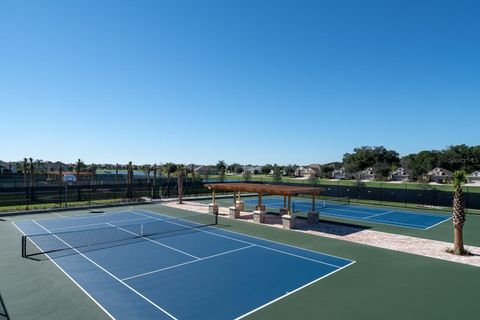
[162,200,480,268]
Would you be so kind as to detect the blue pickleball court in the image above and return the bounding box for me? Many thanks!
[13,208,354,320]
[244,196,450,229]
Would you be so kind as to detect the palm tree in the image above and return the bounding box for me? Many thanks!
[126,161,134,199]
[91,163,97,191]
[176,165,186,204]
[76,159,85,201]
[114,163,119,201]
[452,170,468,255]
[152,164,158,199]
[22,158,28,202]
[164,163,177,196]
[29,158,35,200]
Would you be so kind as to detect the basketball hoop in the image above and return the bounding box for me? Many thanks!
[63,174,77,186]
[62,174,77,208]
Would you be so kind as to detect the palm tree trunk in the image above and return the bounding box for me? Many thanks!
[454,224,465,255]
[452,187,466,255]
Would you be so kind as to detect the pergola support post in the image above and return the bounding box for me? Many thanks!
[209,189,218,215]
[282,214,296,229]
[235,191,244,211]
[308,193,319,224]
[282,195,295,229]
[253,210,265,223]
[229,206,240,219]
[279,194,287,215]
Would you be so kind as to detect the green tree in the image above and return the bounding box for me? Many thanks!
[243,170,252,181]
[401,150,439,179]
[343,146,399,178]
[272,164,282,183]
[216,160,227,182]
[262,164,273,175]
[451,170,468,255]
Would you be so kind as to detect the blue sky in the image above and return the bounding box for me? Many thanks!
[1,0,479,165]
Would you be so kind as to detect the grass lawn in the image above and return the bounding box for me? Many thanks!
[216,174,480,192]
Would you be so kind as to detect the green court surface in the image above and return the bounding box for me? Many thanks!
[1,203,479,320]
[203,196,480,247]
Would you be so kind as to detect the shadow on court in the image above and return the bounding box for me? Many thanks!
[294,218,370,236]
[0,292,10,320]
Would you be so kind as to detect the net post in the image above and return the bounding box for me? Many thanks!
[21,235,26,258]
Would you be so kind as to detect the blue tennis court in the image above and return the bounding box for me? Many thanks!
[13,209,354,320]
[244,197,451,230]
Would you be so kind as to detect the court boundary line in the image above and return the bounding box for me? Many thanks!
[425,217,452,230]
[12,210,126,222]
[247,196,453,219]
[319,209,429,229]
[10,221,117,320]
[104,222,201,260]
[48,217,152,232]
[30,220,179,320]
[362,211,396,219]
[138,208,355,264]
[234,259,355,320]
[132,210,350,269]
[122,244,255,281]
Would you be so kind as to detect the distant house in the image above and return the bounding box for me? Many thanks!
[468,171,480,184]
[243,166,262,174]
[357,167,375,180]
[193,165,217,176]
[294,165,321,178]
[0,165,12,174]
[331,168,346,180]
[425,167,453,183]
[42,161,69,172]
[389,167,409,182]
[294,166,309,177]
[308,164,322,177]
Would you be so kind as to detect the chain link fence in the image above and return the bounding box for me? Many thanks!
[1,175,479,213]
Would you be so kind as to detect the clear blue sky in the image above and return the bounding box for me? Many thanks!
[1,0,479,165]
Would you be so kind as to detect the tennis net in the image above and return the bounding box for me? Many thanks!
[319,196,351,209]
[21,212,216,259]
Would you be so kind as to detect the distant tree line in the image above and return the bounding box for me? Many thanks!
[343,144,480,180]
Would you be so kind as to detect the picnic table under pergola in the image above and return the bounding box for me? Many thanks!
[204,183,325,229]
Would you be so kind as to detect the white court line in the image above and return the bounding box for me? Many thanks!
[363,211,395,219]
[18,210,125,222]
[235,259,355,320]
[122,245,255,281]
[48,217,153,232]
[424,217,452,230]
[132,210,346,269]
[319,210,428,228]
[321,208,450,229]
[322,206,380,216]
[30,220,179,320]
[139,208,355,263]
[11,221,116,320]
[104,222,200,260]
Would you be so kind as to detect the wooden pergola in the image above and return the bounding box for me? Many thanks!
[204,183,325,215]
